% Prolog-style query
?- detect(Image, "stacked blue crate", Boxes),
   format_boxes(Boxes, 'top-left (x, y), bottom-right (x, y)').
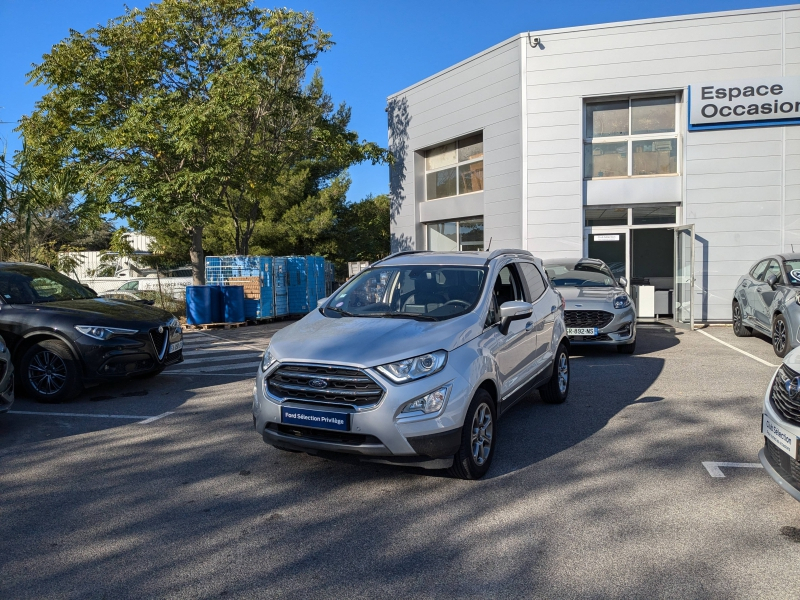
top-left (287, 256), bottom-right (309, 314)
top-left (205, 256), bottom-right (275, 320)
top-left (312, 256), bottom-right (326, 303)
top-left (272, 257), bottom-right (289, 316)
top-left (305, 256), bottom-right (318, 308)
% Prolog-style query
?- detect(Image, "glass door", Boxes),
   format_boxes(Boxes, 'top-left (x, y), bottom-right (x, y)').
top-left (674, 225), bottom-right (695, 329)
top-left (587, 230), bottom-right (628, 286)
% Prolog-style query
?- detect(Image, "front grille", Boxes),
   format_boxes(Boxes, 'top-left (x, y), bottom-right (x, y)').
top-left (150, 328), bottom-right (169, 361)
top-left (571, 334), bottom-right (612, 342)
top-left (267, 423), bottom-right (381, 446)
top-left (771, 365), bottom-right (800, 427)
top-left (765, 438), bottom-right (800, 488)
top-left (565, 310), bottom-right (614, 329)
top-left (267, 364), bottom-right (384, 407)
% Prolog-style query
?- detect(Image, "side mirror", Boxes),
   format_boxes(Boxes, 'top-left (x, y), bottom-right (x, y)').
top-left (618, 277), bottom-right (628, 287)
top-left (765, 273), bottom-right (778, 289)
top-left (499, 301), bottom-right (533, 335)
top-left (316, 296), bottom-right (330, 309)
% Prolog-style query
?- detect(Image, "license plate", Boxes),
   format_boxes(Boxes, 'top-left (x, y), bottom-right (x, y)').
top-left (169, 340), bottom-right (183, 353)
top-left (567, 328), bottom-right (598, 336)
top-left (763, 414), bottom-right (798, 459)
top-left (281, 406), bottom-right (350, 432)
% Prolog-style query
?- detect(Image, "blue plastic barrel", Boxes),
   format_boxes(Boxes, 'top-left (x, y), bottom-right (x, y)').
top-left (221, 285), bottom-right (245, 323)
top-left (186, 285), bottom-right (222, 325)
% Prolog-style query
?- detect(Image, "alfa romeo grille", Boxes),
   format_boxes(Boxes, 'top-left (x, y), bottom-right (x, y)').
top-left (565, 310), bottom-right (614, 329)
top-left (771, 365), bottom-right (800, 426)
top-left (150, 328), bottom-right (169, 361)
top-left (267, 364), bottom-right (384, 407)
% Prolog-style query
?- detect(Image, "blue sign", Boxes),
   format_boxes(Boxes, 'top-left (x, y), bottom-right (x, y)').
top-left (281, 406), bottom-right (350, 431)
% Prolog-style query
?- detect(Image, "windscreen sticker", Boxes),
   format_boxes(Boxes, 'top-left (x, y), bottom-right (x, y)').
top-left (790, 269), bottom-right (800, 283)
top-left (336, 302), bottom-right (344, 307)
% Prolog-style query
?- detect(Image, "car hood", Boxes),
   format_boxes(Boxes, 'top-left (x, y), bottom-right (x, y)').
top-left (556, 286), bottom-right (625, 309)
top-left (9, 298), bottom-right (175, 327)
top-left (268, 309), bottom-right (484, 368)
top-left (784, 347), bottom-right (800, 372)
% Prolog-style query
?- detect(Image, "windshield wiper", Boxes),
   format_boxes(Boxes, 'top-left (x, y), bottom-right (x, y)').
top-left (324, 306), bottom-right (356, 317)
top-left (367, 312), bottom-right (438, 321)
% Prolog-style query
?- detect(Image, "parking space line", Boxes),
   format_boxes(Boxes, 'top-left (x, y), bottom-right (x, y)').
top-left (171, 360), bottom-right (262, 374)
top-left (193, 331), bottom-right (268, 353)
top-left (180, 352), bottom-right (261, 366)
top-left (9, 410), bottom-right (152, 420)
top-left (696, 329), bottom-right (780, 368)
top-left (702, 461), bottom-right (764, 477)
top-left (138, 411), bottom-right (174, 424)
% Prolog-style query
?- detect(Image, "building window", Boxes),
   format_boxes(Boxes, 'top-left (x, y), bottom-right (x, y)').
top-left (427, 218), bottom-right (484, 251)
top-left (584, 96), bottom-right (679, 179)
top-left (584, 205), bottom-right (678, 227)
top-left (425, 133), bottom-right (483, 200)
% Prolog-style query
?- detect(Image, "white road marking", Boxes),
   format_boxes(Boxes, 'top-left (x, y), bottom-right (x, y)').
top-left (587, 364), bottom-right (633, 368)
top-left (176, 360), bottom-right (262, 374)
top-left (160, 372), bottom-right (256, 377)
top-left (10, 410), bottom-right (152, 420)
top-left (179, 352), bottom-right (261, 366)
top-left (193, 331), bottom-right (268, 353)
top-left (138, 411), bottom-right (174, 424)
top-left (702, 461), bottom-right (764, 477)
top-left (696, 329), bottom-right (780, 368)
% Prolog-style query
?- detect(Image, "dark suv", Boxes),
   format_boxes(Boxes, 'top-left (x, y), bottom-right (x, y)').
top-left (0, 263), bottom-right (183, 402)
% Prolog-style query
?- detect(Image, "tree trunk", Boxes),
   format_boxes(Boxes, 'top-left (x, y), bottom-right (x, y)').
top-left (189, 225), bottom-right (205, 285)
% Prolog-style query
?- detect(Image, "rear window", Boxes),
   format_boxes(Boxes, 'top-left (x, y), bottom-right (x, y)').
top-left (545, 262), bottom-right (616, 288)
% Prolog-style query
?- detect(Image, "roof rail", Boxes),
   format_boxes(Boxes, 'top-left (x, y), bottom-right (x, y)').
top-left (371, 250), bottom-right (426, 266)
top-left (484, 249), bottom-right (533, 265)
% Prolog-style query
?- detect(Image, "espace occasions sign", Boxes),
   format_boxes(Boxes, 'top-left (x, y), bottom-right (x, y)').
top-left (689, 76), bottom-right (800, 130)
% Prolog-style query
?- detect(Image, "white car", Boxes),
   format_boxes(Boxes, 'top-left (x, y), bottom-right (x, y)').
top-left (760, 347), bottom-right (800, 502)
top-left (100, 277), bottom-right (192, 300)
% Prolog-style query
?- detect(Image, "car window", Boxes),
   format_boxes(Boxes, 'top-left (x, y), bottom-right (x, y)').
top-left (784, 260), bottom-right (800, 286)
top-left (120, 280), bottom-right (139, 290)
top-left (764, 260), bottom-right (783, 284)
top-left (0, 266), bottom-right (96, 304)
top-left (485, 265), bottom-right (525, 326)
top-left (519, 262), bottom-right (547, 302)
top-left (330, 266), bottom-right (487, 320)
top-left (750, 260), bottom-right (770, 281)
top-left (545, 261), bottom-right (617, 288)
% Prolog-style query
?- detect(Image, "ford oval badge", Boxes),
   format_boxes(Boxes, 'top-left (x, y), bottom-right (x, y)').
top-left (309, 378), bottom-right (328, 389)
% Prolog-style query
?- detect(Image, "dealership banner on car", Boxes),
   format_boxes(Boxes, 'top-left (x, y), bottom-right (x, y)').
top-left (689, 76), bottom-right (800, 130)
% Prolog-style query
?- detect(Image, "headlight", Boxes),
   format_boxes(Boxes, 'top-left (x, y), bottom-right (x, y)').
top-left (376, 350), bottom-right (447, 383)
top-left (613, 295), bottom-right (631, 309)
top-left (261, 347), bottom-right (276, 372)
top-left (400, 385), bottom-right (452, 416)
top-left (75, 325), bottom-right (138, 340)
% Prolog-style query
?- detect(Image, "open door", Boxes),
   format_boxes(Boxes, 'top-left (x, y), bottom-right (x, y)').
top-left (674, 225), bottom-right (695, 329)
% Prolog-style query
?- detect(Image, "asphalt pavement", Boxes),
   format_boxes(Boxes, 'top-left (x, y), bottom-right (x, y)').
top-left (1, 321), bottom-right (799, 598)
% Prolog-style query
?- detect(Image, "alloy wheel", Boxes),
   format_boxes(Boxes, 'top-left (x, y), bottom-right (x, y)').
top-left (28, 350), bottom-right (68, 396)
top-left (557, 352), bottom-right (569, 394)
top-left (774, 319), bottom-right (787, 354)
top-left (471, 402), bottom-right (493, 466)
top-left (733, 305), bottom-right (743, 333)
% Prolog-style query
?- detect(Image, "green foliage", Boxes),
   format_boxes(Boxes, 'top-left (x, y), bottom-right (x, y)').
top-left (20, 0), bottom-right (389, 278)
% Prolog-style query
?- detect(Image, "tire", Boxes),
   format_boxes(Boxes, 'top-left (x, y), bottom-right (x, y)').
top-left (539, 344), bottom-right (569, 404)
top-left (732, 300), bottom-right (752, 337)
top-left (20, 339), bottom-right (82, 403)
top-left (448, 389), bottom-right (496, 480)
top-left (773, 314), bottom-right (792, 358)
top-left (617, 340), bottom-right (636, 354)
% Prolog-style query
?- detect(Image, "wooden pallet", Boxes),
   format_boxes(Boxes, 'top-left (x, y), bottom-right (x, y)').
top-left (184, 322), bottom-right (246, 331)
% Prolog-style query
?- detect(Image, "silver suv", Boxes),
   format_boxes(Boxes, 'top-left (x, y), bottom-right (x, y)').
top-left (253, 250), bottom-right (570, 479)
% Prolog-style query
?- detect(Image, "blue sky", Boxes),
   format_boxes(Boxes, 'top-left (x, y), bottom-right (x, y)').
top-left (0, 0), bottom-right (784, 204)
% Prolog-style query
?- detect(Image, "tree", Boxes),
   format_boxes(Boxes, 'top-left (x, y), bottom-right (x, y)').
top-left (20, 0), bottom-right (388, 284)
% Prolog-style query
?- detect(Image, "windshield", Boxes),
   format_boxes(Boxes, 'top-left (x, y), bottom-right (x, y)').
top-left (327, 266), bottom-right (487, 320)
top-left (0, 265), bottom-right (97, 304)
top-left (785, 261), bottom-right (800, 286)
top-left (544, 262), bottom-right (617, 288)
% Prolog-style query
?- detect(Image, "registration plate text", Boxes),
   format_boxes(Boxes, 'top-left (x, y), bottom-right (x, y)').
top-left (169, 340), bottom-right (183, 354)
top-left (567, 328), bottom-right (598, 336)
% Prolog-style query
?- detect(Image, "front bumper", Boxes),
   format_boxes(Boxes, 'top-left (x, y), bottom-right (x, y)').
top-left (760, 369), bottom-right (800, 502)
top-left (567, 306), bottom-right (636, 345)
top-left (75, 325), bottom-right (183, 382)
top-left (253, 359), bottom-right (472, 466)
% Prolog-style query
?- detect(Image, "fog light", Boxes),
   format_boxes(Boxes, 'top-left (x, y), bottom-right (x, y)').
top-left (401, 386), bottom-right (451, 415)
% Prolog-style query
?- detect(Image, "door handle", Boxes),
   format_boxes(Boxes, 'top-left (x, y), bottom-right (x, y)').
top-left (550, 306), bottom-right (557, 313)
top-left (525, 321), bottom-right (533, 331)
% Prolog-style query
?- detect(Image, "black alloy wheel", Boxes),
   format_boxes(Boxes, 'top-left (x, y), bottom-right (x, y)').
top-left (732, 300), bottom-right (752, 337)
top-left (773, 314), bottom-right (791, 358)
top-left (20, 339), bottom-right (81, 403)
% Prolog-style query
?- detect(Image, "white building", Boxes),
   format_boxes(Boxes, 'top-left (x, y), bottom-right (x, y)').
top-left (388, 4), bottom-right (800, 323)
